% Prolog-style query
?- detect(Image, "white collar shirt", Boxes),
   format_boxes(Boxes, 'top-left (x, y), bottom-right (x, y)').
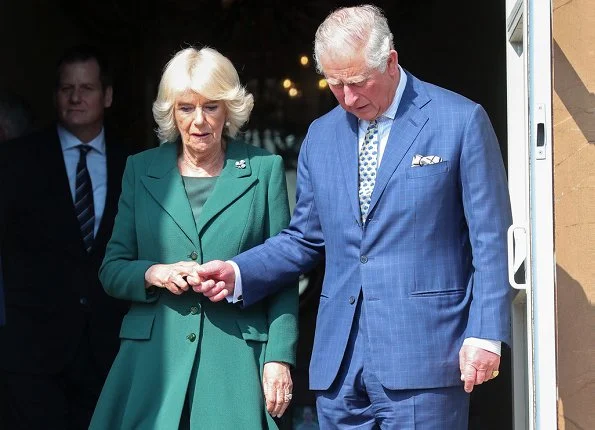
top-left (358, 66), bottom-right (408, 167)
top-left (57, 125), bottom-right (107, 236)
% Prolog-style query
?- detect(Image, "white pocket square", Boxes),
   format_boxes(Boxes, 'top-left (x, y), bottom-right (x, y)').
top-left (412, 154), bottom-right (442, 167)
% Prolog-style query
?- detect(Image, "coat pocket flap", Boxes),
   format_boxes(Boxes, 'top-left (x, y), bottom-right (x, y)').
top-left (236, 320), bottom-right (269, 342)
top-left (406, 161), bottom-right (449, 178)
top-left (119, 314), bottom-right (155, 340)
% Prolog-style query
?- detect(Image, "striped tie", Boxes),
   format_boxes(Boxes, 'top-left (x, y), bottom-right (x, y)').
top-left (74, 145), bottom-right (95, 253)
top-left (358, 120), bottom-right (379, 223)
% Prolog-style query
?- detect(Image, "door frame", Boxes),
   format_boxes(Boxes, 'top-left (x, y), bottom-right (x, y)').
top-left (505, 0), bottom-right (558, 428)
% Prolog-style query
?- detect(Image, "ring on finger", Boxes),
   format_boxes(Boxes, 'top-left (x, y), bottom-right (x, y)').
top-left (284, 393), bottom-right (292, 403)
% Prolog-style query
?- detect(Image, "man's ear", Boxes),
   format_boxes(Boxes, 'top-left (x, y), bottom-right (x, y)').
top-left (387, 50), bottom-right (399, 76)
top-left (104, 86), bottom-right (113, 108)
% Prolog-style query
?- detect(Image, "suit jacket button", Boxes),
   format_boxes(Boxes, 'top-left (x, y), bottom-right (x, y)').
top-left (190, 251), bottom-right (198, 260)
top-left (187, 333), bottom-right (197, 342)
top-left (79, 297), bottom-right (88, 306)
top-left (190, 306), bottom-right (199, 315)
top-left (349, 296), bottom-right (356, 304)
top-left (360, 255), bottom-right (368, 263)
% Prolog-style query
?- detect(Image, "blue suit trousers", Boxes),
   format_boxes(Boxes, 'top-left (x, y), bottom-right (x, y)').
top-left (315, 292), bottom-right (470, 429)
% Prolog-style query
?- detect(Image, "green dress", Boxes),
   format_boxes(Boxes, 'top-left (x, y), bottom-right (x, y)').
top-left (181, 175), bottom-right (218, 222)
top-left (89, 140), bottom-right (298, 430)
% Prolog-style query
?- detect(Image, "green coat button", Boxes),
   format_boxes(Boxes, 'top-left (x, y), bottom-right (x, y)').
top-left (190, 306), bottom-right (199, 315)
top-left (187, 333), bottom-right (197, 342)
top-left (190, 251), bottom-right (198, 260)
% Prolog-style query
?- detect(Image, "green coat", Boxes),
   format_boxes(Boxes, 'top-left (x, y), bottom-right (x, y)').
top-left (90, 140), bottom-right (298, 430)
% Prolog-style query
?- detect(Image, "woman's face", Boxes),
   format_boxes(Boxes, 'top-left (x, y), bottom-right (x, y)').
top-left (174, 91), bottom-right (227, 154)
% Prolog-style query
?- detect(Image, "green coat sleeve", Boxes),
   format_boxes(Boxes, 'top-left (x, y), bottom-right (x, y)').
top-left (263, 155), bottom-right (299, 366)
top-left (99, 156), bottom-right (159, 303)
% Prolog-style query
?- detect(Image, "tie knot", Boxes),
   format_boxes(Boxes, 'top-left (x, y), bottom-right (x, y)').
top-left (78, 144), bottom-right (92, 155)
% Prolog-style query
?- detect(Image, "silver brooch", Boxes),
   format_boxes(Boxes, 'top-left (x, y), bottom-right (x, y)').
top-left (235, 160), bottom-right (246, 169)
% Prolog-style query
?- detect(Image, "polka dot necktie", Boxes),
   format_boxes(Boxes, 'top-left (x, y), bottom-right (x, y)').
top-left (358, 119), bottom-right (379, 223)
top-left (74, 145), bottom-right (95, 253)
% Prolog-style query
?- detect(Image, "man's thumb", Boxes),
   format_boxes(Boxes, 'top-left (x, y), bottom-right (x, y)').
top-left (197, 260), bottom-right (223, 274)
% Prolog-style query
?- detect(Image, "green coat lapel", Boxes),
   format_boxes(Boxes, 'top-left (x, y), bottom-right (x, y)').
top-left (140, 143), bottom-right (199, 247)
top-left (139, 140), bottom-right (258, 246)
top-left (196, 141), bottom-right (257, 234)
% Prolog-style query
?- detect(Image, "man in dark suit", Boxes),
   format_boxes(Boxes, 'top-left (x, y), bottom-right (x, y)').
top-left (195, 5), bottom-right (513, 429)
top-left (0, 45), bottom-right (129, 429)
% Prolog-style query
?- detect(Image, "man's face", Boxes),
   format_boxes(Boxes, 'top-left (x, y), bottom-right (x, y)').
top-left (322, 50), bottom-right (399, 121)
top-left (56, 59), bottom-right (112, 138)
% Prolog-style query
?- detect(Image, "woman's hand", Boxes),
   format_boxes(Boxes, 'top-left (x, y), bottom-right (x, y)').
top-left (144, 261), bottom-right (201, 295)
top-left (262, 361), bottom-right (293, 418)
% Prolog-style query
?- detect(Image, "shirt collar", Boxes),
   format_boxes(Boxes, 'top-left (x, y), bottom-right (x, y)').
top-left (57, 124), bottom-right (106, 155)
top-left (382, 65), bottom-right (407, 121)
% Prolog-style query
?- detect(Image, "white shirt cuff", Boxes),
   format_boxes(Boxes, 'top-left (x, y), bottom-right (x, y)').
top-left (225, 260), bottom-right (243, 303)
top-left (463, 337), bottom-right (501, 356)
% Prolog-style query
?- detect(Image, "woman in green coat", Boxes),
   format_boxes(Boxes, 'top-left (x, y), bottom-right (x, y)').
top-left (90, 47), bottom-right (298, 429)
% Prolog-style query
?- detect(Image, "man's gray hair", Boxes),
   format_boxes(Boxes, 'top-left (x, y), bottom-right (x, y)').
top-left (0, 90), bottom-right (33, 142)
top-left (314, 5), bottom-right (394, 74)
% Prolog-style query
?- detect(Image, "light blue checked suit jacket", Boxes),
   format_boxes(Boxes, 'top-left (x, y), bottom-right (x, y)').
top-left (234, 70), bottom-right (513, 391)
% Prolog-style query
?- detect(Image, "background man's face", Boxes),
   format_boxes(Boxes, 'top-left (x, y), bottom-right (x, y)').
top-left (56, 59), bottom-right (112, 136)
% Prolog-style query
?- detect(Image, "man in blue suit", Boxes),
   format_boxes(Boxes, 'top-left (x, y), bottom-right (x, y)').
top-left (195, 5), bottom-right (512, 428)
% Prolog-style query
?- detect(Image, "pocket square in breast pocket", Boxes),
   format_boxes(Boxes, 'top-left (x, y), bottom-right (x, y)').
top-left (412, 154), bottom-right (443, 167)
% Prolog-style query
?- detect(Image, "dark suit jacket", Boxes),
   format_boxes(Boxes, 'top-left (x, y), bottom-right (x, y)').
top-left (0, 126), bottom-right (130, 376)
top-left (0, 262), bottom-right (4, 326)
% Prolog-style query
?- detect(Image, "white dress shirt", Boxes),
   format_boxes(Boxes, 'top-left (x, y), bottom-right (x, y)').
top-left (57, 125), bottom-right (107, 236)
top-left (358, 66), bottom-right (407, 167)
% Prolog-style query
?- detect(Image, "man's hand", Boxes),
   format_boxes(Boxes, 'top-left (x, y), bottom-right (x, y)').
top-left (188, 260), bottom-right (236, 302)
top-left (459, 345), bottom-right (501, 393)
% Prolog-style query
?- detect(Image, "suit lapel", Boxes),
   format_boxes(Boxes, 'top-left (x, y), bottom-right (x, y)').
top-left (336, 113), bottom-right (362, 224)
top-left (141, 143), bottom-right (199, 247)
top-left (195, 141), bottom-right (256, 234)
top-left (368, 72), bottom-right (430, 216)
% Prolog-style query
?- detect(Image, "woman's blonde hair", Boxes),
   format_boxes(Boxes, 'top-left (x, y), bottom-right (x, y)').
top-left (152, 47), bottom-right (254, 143)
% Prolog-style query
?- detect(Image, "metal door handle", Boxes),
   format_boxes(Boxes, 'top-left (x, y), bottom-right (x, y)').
top-left (507, 224), bottom-right (527, 289)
